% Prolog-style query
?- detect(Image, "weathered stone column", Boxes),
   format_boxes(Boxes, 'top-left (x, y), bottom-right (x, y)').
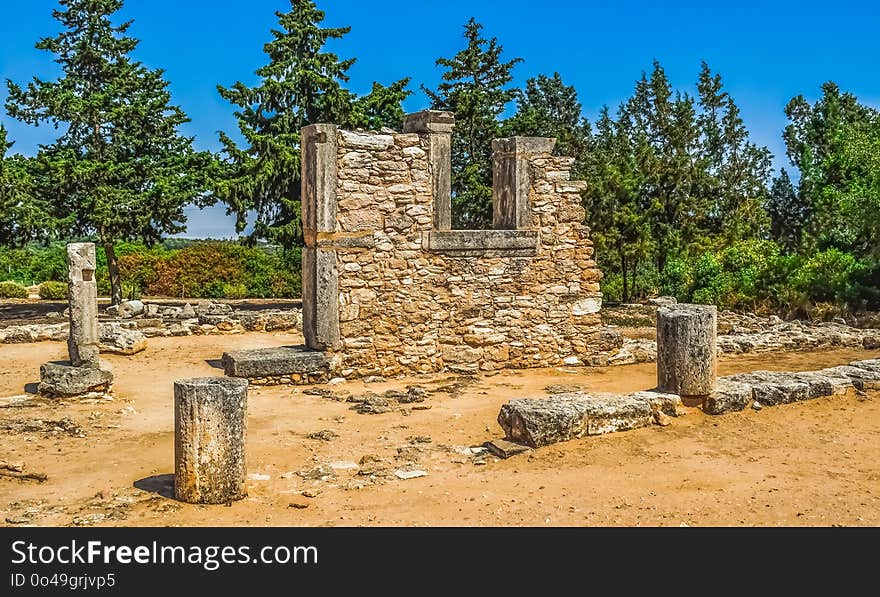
top-left (174, 377), bottom-right (248, 504)
top-left (492, 137), bottom-right (556, 230)
top-left (656, 304), bottom-right (717, 401)
top-left (403, 110), bottom-right (455, 230)
top-left (301, 123), bottom-right (340, 351)
top-left (66, 242), bottom-right (100, 367)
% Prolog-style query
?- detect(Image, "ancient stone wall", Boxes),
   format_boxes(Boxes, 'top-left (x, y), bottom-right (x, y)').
top-left (301, 111), bottom-right (612, 378)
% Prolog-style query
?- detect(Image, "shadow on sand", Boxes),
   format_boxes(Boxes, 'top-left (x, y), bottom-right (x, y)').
top-left (133, 474), bottom-right (175, 499)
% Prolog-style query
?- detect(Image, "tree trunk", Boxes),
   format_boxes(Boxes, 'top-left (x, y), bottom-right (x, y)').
top-left (104, 242), bottom-right (122, 306)
top-left (621, 254), bottom-right (629, 303)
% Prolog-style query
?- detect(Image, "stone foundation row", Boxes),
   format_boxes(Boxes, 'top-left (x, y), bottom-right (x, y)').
top-left (705, 359), bottom-right (880, 414)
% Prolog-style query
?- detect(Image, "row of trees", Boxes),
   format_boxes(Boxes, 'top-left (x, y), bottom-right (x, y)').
top-left (2, 0), bottom-right (879, 313)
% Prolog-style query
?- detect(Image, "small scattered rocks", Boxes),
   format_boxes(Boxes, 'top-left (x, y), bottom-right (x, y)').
top-left (352, 396), bottom-right (391, 415)
top-left (296, 465), bottom-right (335, 481)
top-left (0, 417), bottom-right (85, 437)
top-left (394, 469), bottom-right (428, 480)
top-left (329, 461), bottom-right (359, 471)
top-left (544, 384), bottom-right (585, 394)
top-left (483, 439), bottom-right (531, 459)
top-left (307, 429), bottom-right (338, 441)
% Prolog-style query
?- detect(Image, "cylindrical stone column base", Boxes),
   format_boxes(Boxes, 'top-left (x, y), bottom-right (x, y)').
top-left (657, 304), bottom-right (717, 401)
top-left (174, 377), bottom-right (248, 504)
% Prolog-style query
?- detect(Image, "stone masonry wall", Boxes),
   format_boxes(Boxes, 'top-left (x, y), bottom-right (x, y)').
top-left (302, 111), bottom-right (613, 378)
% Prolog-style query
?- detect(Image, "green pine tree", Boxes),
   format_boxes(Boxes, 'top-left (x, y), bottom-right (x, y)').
top-left (784, 82), bottom-right (880, 255)
top-left (766, 168), bottom-right (807, 252)
top-left (504, 72), bottom-right (591, 163)
top-left (695, 62), bottom-right (771, 244)
top-left (5, 0), bottom-right (215, 304)
top-left (0, 126), bottom-right (54, 246)
top-left (216, 0), bottom-right (410, 247)
top-left (425, 18), bottom-right (522, 229)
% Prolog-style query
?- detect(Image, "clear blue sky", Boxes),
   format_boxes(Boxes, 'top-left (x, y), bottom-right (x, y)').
top-left (2, 0), bottom-right (879, 238)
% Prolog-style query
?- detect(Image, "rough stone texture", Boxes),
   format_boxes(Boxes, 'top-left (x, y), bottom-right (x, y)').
top-left (38, 362), bottom-right (113, 397)
top-left (66, 243), bottom-right (100, 367)
top-left (703, 379), bottom-right (754, 415)
top-left (98, 324), bottom-right (147, 355)
top-left (723, 371), bottom-right (811, 406)
top-left (0, 304), bottom-right (302, 346)
top-left (656, 304), bottom-right (717, 397)
top-left (601, 306), bottom-right (880, 366)
top-left (221, 346), bottom-right (328, 379)
top-left (174, 377), bottom-right (248, 504)
top-left (301, 123), bottom-right (341, 351)
top-left (300, 116), bottom-right (607, 379)
top-left (819, 365), bottom-right (880, 391)
top-left (117, 300), bottom-right (145, 318)
top-left (497, 391), bottom-right (680, 448)
top-left (403, 110), bottom-right (453, 231)
top-left (492, 137), bottom-right (555, 230)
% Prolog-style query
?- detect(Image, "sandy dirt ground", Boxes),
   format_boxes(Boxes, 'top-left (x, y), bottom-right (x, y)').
top-left (1, 332), bottom-right (878, 527)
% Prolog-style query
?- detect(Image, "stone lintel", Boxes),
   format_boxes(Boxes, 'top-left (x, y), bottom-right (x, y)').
top-left (402, 110), bottom-right (455, 134)
top-left (424, 230), bottom-right (538, 257)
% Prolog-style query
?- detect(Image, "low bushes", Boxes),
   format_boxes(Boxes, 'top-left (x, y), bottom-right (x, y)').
top-left (0, 240), bottom-right (302, 300)
top-left (0, 281), bottom-right (28, 298)
top-left (38, 281), bottom-right (68, 299)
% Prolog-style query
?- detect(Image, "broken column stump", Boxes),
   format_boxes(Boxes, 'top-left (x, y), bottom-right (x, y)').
top-left (174, 377), bottom-right (248, 504)
top-left (656, 304), bottom-right (717, 403)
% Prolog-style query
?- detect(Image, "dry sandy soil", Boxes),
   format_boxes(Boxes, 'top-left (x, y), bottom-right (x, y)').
top-left (1, 331), bottom-right (878, 527)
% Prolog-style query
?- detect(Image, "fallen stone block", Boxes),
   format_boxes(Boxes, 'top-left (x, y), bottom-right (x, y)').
top-left (38, 362), bottom-right (113, 397)
top-left (221, 346), bottom-right (328, 379)
top-left (723, 371), bottom-right (811, 406)
top-left (497, 391), bottom-right (677, 448)
top-left (98, 324), bottom-right (147, 355)
top-left (117, 300), bottom-right (144, 319)
top-left (703, 379), bottom-right (754, 414)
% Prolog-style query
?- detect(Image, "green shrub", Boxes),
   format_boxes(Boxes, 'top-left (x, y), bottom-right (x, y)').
top-left (0, 281), bottom-right (29, 299)
top-left (223, 283), bottom-right (249, 299)
top-left (38, 281), bottom-right (68, 300)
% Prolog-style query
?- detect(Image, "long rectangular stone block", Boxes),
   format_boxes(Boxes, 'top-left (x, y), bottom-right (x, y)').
top-left (723, 371), bottom-right (811, 406)
top-left (222, 346), bottom-right (328, 379)
top-left (497, 391), bottom-right (680, 448)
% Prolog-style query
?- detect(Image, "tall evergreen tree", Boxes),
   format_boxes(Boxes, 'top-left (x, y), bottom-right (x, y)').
top-left (504, 72), bottom-right (591, 163)
top-left (0, 127), bottom-right (54, 246)
top-left (624, 61), bottom-right (702, 271)
top-left (582, 107), bottom-right (652, 301)
top-left (783, 82), bottom-right (879, 253)
top-left (424, 18), bottom-right (522, 229)
top-left (217, 0), bottom-right (410, 247)
top-left (5, 0), bottom-right (214, 304)
top-left (695, 62), bottom-right (772, 243)
top-left (766, 168), bottom-right (806, 252)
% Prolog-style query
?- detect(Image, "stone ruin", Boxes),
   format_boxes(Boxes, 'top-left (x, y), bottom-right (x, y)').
top-left (497, 303), bottom-right (880, 449)
top-left (223, 110), bottom-right (614, 383)
top-left (38, 243), bottom-right (114, 398)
